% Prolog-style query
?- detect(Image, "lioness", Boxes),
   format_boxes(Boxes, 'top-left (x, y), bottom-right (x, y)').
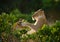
top-left (12, 9), bottom-right (48, 34)
top-left (11, 9), bottom-right (48, 42)
top-left (26, 9), bottom-right (48, 34)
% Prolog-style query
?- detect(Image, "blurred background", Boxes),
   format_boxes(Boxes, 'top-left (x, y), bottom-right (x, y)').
top-left (0, 0), bottom-right (60, 21)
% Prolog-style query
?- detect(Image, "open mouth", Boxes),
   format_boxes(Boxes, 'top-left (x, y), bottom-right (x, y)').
top-left (32, 17), bottom-right (35, 21)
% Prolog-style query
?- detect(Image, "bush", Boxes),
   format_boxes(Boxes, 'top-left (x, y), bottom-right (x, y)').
top-left (0, 9), bottom-right (33, 42)
top-left (13, 21), bottom-right (60, 42)
top-left (0, 9), bottom-right (60, 42)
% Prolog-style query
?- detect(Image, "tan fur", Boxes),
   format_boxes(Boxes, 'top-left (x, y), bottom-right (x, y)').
top-left (12, 19), bottom-right (26, 31)
top-left (26, 9), bottom-right (48, 34)
top-left (24, 9), bottom-right (48, 42)
top-left (11, 9), bottom-right (48, 42)
top-left (12, 21), bottom-right (23, 30)
top-left (12, 9), bottom-right (48, 34)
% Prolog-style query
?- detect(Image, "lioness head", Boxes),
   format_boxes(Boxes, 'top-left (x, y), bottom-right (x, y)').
top-left (32, 9), bottom-right (45, 20)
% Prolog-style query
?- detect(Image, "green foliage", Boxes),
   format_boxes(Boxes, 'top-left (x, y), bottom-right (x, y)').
top-left (0, 13), bottom-right (12, 34)
top-left (0, 9), bottom-right (60, 42)
top-left (0, 9), bottom-right (31, 33)
top-left (13, 21), bottom-right (60, 42)
top-left (10, 9), bottom-right (34, 23)
top-left (37, 22), bottom-right (60, 42)
top-left (0, 9), bottom-right (33, 42)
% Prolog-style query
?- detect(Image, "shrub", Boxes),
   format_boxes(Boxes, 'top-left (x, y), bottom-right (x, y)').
top-left (0, 9), bottom-right (60, 42)
top-left (0, 9), bottom-right (33, 42)
top-left (12, 21), bottom-right (60, 42)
